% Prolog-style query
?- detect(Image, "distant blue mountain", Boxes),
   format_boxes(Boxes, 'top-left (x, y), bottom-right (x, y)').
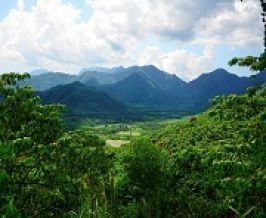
top-left (30, 69), bottom-right (49, 76)
top-left (22, 72), bottom-right (77, 90)
top-left (186, 68), bottom-right (266, 110)
top-left (25, 65), bottom-right (266, 115)
top-left (79, 66), bottom-right (125, 75)
top-left (100, 65), bottom-right (186, 107)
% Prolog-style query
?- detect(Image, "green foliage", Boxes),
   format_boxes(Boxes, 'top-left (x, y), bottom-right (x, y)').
top-left (0, 73), bottom-right (112, 217)
top-left (0, 73), bottom-right (63, 143)
top-left (228, 53), bottom-right (266, 72)
top-left (1, 72), bottom-right (265, 217)
top-left (112, 139), bottom-right (173, 218)
top-left (154, 85), bottom-right (266, 217)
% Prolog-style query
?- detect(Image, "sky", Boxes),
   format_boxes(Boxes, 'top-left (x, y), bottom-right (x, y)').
top-left (0, 0), bottom-right (263, 81)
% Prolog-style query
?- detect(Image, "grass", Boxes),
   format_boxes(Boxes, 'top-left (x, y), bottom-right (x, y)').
top-left (106, 140), bottom-right (130, 147)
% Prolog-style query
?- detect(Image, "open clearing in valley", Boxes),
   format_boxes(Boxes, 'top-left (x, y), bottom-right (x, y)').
top-left (106, 140), bottom-right (130, 148)
top-left (117, 131), bottom-right (141, 136)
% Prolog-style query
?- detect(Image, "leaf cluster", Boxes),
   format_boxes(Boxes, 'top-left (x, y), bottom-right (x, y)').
top-left (0, 73), bottom-right (112, 217)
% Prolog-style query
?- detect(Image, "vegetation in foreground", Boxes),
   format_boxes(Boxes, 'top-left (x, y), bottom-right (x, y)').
top-left (0, 72), bottom-right (265, 217)
top-left (0, 74), bottom-right (266, 217)
top-left (1, 2), bottom-right (265, 217)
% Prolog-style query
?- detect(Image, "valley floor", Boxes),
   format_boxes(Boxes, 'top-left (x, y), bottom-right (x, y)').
top-left (78, 117), bottom-right (186, 147)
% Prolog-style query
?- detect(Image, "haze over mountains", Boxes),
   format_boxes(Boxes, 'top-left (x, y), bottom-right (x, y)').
top-left (24, 65), bottom-right (266, 117)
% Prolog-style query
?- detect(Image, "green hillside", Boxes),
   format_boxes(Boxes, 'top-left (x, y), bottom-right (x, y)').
top-left (1, 73), bottom-right (265, 217)
top-left (150, 85), bottom-right (266, 217)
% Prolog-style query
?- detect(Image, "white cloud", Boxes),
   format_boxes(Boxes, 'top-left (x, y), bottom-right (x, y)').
top-left (198, 0), bottom-right (263, 48)
top-left (138, 45), bottom-right (215, 81)
top-left (88, 0), bottom-right (232, 41)
top-left (17, 0), bottom-right (25, 11)
top-left (0, 0), bottom-right (263, 79)
top-left (0, 45), bottom-right (27, 73)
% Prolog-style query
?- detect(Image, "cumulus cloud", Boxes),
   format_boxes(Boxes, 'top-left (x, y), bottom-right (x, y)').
top-left (0, 0), bottom-right (104, 72)
top-left (198, 0), bottom-right (263, 48)
top-left (0, 46), bottom-right (27, 73)
top-left (138, 45), bottom-right (215, 81)
top-left (0, 0), bottom-right (263, 78)
top-left (89, 0), bottom-right (232, 41)
top-left (16, 0), bottom-right (25, 11)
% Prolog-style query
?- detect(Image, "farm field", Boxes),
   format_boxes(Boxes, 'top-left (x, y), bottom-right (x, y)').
top-left (78, 118), bottom-right (184, 147)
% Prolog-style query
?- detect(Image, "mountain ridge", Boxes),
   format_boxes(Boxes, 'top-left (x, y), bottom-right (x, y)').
top-left (26, 66), bottom-right (266, 116)
top-left (38, 81), bottom-right (127, 115)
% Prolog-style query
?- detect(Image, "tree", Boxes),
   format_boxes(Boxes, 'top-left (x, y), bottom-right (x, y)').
top-left (0, 73), bottom-right (112, 217)
top-left (0, 73), bottom-right (63, 143)
top-left (115, 139), bottom-right (172, 218)
top-left (228, 0), bottom-right (266, 72)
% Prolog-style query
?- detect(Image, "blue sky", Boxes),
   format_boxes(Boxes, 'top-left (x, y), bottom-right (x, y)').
top-left (0, 0), bottom-right (92, 21)
top-left (0, 0), bottom-right (263, 80)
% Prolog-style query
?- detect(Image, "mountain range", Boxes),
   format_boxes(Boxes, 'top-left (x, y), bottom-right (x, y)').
top-left (26, 65), bottom-right (266, 117)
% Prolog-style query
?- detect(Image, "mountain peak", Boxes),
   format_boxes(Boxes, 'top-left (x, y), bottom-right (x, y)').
top-left (195, 68), bottom-right (237, 81)
top-left (207, 68), bottom-right (230, 75)
top-left (141, 65), bottom-right (159, 70)
top-left (30, 69), bottom-right (49, 76)
top-left (214, 68), bottom-right (234, 75)
top-left (79, 66), bottom-right (125, 74)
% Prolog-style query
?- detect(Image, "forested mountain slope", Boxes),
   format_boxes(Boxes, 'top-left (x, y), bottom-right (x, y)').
top-left (21, 66), bottom-right (266, 113)
top-left (186, 69), bottom-right (266, 109)
top-left (38, 81), bottom-right (127, 115)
